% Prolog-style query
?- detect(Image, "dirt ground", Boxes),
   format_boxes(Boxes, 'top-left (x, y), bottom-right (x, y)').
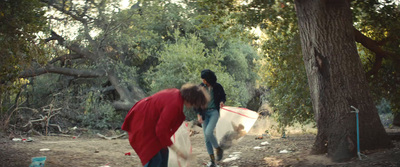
top-left (1, 117), bottom-right (400, 167)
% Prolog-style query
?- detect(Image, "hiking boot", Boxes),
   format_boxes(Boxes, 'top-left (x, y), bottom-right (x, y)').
top-left (216, 147), bottom-right (223, 161)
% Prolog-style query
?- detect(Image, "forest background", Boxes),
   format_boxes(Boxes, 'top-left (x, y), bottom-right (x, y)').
top-left (0, 0), bottom-right (399, 162)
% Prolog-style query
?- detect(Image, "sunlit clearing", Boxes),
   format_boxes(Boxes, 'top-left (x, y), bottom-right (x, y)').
top-left (249, 117), bottom-right (317, 137)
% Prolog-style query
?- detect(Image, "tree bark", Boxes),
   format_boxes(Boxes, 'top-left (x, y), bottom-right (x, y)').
top-left (19, 65), bottom-right (106, 78)
top-left (294, 0), bottom-right (392, 162)
top-left (393, 113), bottom-right (400, 126)
top-left (353, 27), bottom-right (400, 78)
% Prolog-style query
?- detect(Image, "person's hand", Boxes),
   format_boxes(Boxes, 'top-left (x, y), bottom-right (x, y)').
top-left (220, 102), bottom-right (225, 108)
top-left (197, 114), bottom-right (203, 124)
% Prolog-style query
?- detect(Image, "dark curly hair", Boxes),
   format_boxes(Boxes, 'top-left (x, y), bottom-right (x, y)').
top-left (201, 69), bottom-right (217, 86)
top-left (180, 83), bottom-right (210, 109)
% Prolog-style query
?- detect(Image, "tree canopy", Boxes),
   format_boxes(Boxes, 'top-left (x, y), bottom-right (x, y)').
top-left (0, 0), bottom-right (47, 92)
top-left (0, 0), bottom-right (399, 140)
top-left (0, 0), bottom-right (259, 131)
top-left (235, 0), bottom-right (400, 127)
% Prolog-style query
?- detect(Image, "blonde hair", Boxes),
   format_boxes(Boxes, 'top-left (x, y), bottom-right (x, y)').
top-left (180, 83), bottom-right (210, 108)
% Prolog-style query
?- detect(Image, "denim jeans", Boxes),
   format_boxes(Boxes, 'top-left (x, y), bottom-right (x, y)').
top-left (202, 109), bottom-right (220, 155)
top-left (144, 147), bottom-right (169, 167)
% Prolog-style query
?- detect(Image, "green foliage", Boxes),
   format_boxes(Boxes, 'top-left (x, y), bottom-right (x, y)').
top-left (0, 78), bottom-right (30, 122)
top-left (0, 0), bottom-right (47, 92)
top-left (376, 98), bottom-right (392, 115)
top-left (222, 39), bottom-right (259, 82)
top-left (190, 0), bottom-right (236, 30)
top-left (0, 0), bottom-right (48, 127)
top-left (220, 39), bottom-right (260, 107)
top-left (146, 32), bottom-right (224, 91)
top-left (239, 1), bottom-right (314, 127)
top-left (234, 0), bottom-right (399, 128)
top-left (105, 2), bottom-right (165, 64)
top-left (103, 0), bottom-right (205, 90)
top-left (82, 95), bottom-right (123, 129)
top-left (379, 113), bottom-right (394, 127)
top-left (114, 62), bottom-right (140, 88)
top-left (186, 0), bottom-right (254, 47)
top-left (261, 45), bottom-right (314, 127)
top-left (146, 31), bottom-right (258, 108)
top-left (29, 74), bottom-right (59, 107)
top-left (4, 0), bottom-right (398, 133)
top-left (352, 0), bottom-right (400, 114)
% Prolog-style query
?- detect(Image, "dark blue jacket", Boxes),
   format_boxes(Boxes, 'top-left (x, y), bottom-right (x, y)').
top-left (197, 82), bottom-right (226, 119)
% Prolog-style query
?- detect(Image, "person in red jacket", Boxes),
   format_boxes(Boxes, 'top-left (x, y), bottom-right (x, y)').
top-left (121, 83), bottom-right (210, 167)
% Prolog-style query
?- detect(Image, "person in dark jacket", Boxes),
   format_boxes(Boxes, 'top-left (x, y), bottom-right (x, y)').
top-left (121, 83), bottom-right (209, 167)
top-left (197, 69), bottom-right (226, 167)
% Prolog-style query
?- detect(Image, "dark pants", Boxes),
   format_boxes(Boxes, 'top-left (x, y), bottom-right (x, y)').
top-left (144, 147), bottom-right (169, 167)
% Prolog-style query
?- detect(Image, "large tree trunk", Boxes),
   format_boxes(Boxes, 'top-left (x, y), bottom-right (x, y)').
top-left (294, 0), bottom-right (392, 162)
top-left (393, 113), bottom-right (400, 126)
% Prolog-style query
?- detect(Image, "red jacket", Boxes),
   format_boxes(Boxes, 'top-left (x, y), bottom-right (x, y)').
top-left (121, 88), bottom-right (186, 165)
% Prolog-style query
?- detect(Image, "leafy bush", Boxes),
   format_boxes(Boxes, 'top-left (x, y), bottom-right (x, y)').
top-left (81, 92), bottom-right (123, 129)
top-left (376, 98), bottom-right (392, 114)
top-left (379, 113), bottom-right (394, 127)
top-left (146, 31), bottom-right (258, 107)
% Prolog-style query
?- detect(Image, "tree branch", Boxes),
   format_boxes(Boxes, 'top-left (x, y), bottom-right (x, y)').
top-left (48, 54), bottom-right (83, 64)
top-left (353, 27), bottom-right (391, 58)
top-left (19, 65), bottom-right (106, 78)
top-left (41, 0), bottom-right (88, 24)
top-left (45, 31), bottom-right (96, 61)
top-left (107, 71), bottom-right (132, 102)
top-left (353, 27), bottom-right (400, 77)
top-left (45, 30), bottom-right (65, 45)
top-left (112, 100), bottom-right (134, 111)
top-left (42, 0), bottom-right (97, 44)
top-left (106, 70), bottom-right (146, 110)
top-left (366, 55), bottom-right (383, 78)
